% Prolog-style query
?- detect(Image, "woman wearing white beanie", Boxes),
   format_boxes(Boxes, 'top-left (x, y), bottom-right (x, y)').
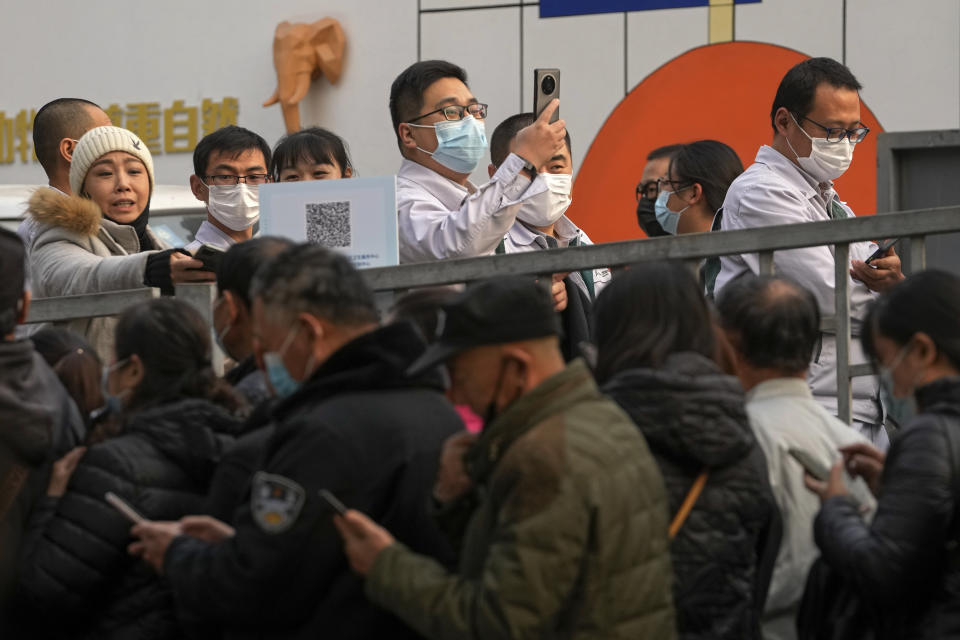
top-left (25, 125), bottom-right (213, 358)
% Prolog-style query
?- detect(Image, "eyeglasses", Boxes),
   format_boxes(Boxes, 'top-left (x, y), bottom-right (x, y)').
top-left (408, 103), bottom-right (489, 123)
top-left (204, 174), bottom-right (270, 186)
top-left (657, 177), bottom-right (692, 194)
top-left (797, 115), bottom-right (870, 143)
top-left (636, 180), bottom-right (660, 201)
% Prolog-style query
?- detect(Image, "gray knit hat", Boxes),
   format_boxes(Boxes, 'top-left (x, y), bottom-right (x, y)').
top-left (69, 126), bottom-right (155, 196)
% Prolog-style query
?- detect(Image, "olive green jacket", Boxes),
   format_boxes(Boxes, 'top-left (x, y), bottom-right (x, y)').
top-left (366, 360), bottom-right (677, 639)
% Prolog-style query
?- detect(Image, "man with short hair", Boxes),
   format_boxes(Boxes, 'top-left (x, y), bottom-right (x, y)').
top-left (716, 274), bottom-right (875, 640)
top-left (213, 236), bottom-right (295, 407)
top-left (488, 113), bottom-right (610, 360)
top-left (130, 244), bottom-right (462, 639)
top-left (18, 98), bottom-right (112, 245)
top-left (635, 144), bottom-right (683, 237)
top-left (714, 57), bottom-right (903, 448)
top-left (0, 228), bottom-right (84, 623)
top-left (390, 60), bottom-right (567, 263)
top-left (334, 277), bottom-right (678, 639)
top-left (186, 126), bottom-right (272, 253)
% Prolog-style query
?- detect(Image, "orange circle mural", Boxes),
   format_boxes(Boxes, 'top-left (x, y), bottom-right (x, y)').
top-left (568, 41), bottom-right (884, 244)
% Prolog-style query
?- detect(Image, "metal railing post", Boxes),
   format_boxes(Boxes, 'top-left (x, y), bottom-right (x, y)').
top-left (758, 250), bottom-right (775, 276)
top-left (174, 283), bottom-right (224, 375)
top-left (834, 244), bottom-right (852, 425)
top-left (909, 235), bottom-right (927, 274)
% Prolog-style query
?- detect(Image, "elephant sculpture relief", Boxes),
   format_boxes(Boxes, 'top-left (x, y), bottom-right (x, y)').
top-left (263, 18), bottom-right (347, 133)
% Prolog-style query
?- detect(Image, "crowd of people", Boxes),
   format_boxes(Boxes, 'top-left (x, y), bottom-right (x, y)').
top-left (0, 53), bottom-right (957, 640)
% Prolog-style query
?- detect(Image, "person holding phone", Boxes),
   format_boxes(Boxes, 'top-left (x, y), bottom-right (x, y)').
top-left (713, 58), bottom-right (904, 449)
top-left (804, 271), bottom-right (960, 640)
top-left (389, 60), bottom-right (567, 263)
top-left (23, 126), bottom-right (214, 359)
top-left (16, 298), bottom-right (244, 640)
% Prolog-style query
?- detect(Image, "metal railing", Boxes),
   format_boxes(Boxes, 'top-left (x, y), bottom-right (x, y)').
top-left (25, 205), bottom-right (960, 424)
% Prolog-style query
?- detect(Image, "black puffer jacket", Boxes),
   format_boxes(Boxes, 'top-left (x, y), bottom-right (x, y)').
top-left (0, 339), bottom-right (84, 623)
top-left (17, 397), bottom-right (241, 639)
top-left (815, 377), bottom-right (960, 640)
top-left (603, 352), bottom-right (778, 640)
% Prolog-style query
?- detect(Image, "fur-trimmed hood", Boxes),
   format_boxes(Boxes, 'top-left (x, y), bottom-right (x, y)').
top-left (26, 188), bottom-right (102, 237)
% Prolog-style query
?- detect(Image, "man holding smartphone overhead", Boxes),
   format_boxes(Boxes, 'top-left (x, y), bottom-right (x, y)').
top-left (714, 57), bottom-right (904, 449)
top-left (390, 60), bottom-right (567, 263)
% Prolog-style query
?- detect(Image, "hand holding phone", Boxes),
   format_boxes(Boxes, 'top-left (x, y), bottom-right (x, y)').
top-left (788, 448), bottom-right (830, 482)
top-left (865, 238), bottom-right (898, 265)
top-left (318, 489), bottom-right (348, 516)
top-left (533, 68), bottom-right (560, 124)
top-left (105, 491), bottom-right (146, 524)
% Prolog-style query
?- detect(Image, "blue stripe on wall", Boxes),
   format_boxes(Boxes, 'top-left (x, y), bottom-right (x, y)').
top-left (540, 0), bottom-right (759, 18)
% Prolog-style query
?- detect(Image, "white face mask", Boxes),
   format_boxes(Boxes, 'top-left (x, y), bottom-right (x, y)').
top-left (516, 173), bottom-right (572, 227)
top-left (206, 183), bottom-right (260, 231)
top-left (787, 113), bottom-right (855, 183)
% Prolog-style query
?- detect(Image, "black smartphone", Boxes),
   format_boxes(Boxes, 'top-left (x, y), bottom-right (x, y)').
top-left (865, 238), bottom-right (898, 265)
top-left (788, 448), bottom-right (830, 482)
top-left (533, 68), bottom-right (560, 123)
top-left (318, 489), bottom-right (347, 516)
top-left (193, 243), bottom-right (225, 273)
top-left (105, 491), bottom-right (146, 524)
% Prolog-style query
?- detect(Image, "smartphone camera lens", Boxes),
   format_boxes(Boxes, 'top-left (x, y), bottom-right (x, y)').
top-left (540, 75), bottom-right (556, 95)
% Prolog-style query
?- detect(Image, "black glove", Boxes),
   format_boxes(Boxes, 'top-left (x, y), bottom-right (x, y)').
top-left (143, 248), bottom-right (190, 295)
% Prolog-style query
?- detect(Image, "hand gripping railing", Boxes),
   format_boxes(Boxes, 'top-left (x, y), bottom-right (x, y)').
top-left (25, 205), bottom-right (960, 423)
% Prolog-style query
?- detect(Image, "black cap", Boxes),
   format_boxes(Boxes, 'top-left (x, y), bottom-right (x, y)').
top-left (407, 276), bottom-right (561, 376)
top-left (0, 227), bottom-right (26, 334)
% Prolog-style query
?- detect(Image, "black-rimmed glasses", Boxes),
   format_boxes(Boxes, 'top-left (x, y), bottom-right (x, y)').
top-left (409, 103), bottom-right (488, 123)
top-left (797, 115), bottom-right (870, 143)
top-left (204, 174), bottom-right (271, 186)
top-left (636, 180), bottom-right (659, 201)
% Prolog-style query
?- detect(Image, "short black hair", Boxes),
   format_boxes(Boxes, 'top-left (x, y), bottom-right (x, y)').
top-left (770, 57), bottom-right (862, 135)
top-left (217, 237), bottom-right (296, 308)
top-left (389, 60), bottom-right (468, 150)
top-left (646, 144), bottom-right (684, 162)
top-left (33, 98), bottom-right (101, 175)
top-left (0, 227), bottom-right (26, 335)
top-left (593, 262), bottom-right (715, 384)
top-left (193, 125), bottom-right (272, 177)
top-left (716, 275), bottom-right (821, 374)
top-left (270, 127), bottom-right (353, 180)
top-left (668, 140), bottom-right (744, 215)
top-left (250, 244), bottom-right (378, 327)
top-left (489, 112), bottom-right (572, 168)
top-left (862, 270), bottom-right (960, 371)
top-left (387, 286), bottom-right (461, 343)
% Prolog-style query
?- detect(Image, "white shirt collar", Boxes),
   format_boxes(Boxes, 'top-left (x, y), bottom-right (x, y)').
top-left (398, 158), bottom-right (478, 211)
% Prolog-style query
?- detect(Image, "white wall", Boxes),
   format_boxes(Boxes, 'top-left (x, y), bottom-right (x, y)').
top-left (1, 0), bottom-right (957, 187)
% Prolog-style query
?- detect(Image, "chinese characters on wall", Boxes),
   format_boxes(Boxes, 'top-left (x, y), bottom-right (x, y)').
top-left (0, 97), bottom-right (239, 165)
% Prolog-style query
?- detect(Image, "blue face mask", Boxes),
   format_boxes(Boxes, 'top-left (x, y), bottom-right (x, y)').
top-left (654, 189), bottom-right (690, 235)
top-left (263, 325), bottom-right (315, 399)
top-left (879, 341), bottom-right (920, 427)
top-left (99, 358), bottom-right (131, 417)
top-left (409, 115), bottom-right (488, 174)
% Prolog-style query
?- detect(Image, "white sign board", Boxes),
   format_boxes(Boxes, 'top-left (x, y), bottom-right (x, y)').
top-left (259, 176), bottom-right (398, 269)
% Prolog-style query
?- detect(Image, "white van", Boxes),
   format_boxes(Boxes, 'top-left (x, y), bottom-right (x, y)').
top-left (0, 184), bottom-right (207, 247)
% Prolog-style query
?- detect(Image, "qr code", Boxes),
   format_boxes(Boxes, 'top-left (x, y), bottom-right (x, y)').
top-left (305, 201), bottom-right (351, 248)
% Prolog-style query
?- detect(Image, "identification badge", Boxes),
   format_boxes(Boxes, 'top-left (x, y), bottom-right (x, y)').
top-left (251, 472), bottom-right (305, 534)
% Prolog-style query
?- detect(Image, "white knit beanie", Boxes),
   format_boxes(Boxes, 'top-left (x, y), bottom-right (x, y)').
top-left (69, 126), bottom-right (155, 196)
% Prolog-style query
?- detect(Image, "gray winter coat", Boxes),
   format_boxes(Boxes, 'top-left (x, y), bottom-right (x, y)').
top-left (24, 188), bottom-right (167, 358)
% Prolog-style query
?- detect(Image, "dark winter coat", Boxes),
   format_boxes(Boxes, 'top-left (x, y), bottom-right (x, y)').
top-left (603, 352), bottom-right (779, 640)
top-left (0, 339), bottom-right (84, 612)
top-left (17, 397), bottom-right (241, 640)
top-left (163, 322), bottom-right (463, 639)
top-left (815, 377), bottom-right (960, 640)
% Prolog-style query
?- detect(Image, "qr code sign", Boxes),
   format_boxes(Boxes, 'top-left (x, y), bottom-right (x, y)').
top-left (305, 201), bottom-right (352, 248)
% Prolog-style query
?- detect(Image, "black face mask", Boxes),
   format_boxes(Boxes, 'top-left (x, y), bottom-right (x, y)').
top-left (636, 199), bottom-right (668, 237)
top-left (126, 202), bottom-right (153, 250)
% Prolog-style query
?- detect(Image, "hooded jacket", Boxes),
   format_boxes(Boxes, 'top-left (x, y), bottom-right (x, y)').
top-left (163, 323), bottom-right (463, 639)
top-left (17, 397), bottom-right (240, 640)
top-left (814, 377), bottom-right (960, 640)
top-left (365, 359), bottom-right (678, 640)
top-left (603, 352), bottom-right (779, 640)
top-left (24, 188), bottom-right (167, 358)
top-left (0, 339), bottom-right (84, 610)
